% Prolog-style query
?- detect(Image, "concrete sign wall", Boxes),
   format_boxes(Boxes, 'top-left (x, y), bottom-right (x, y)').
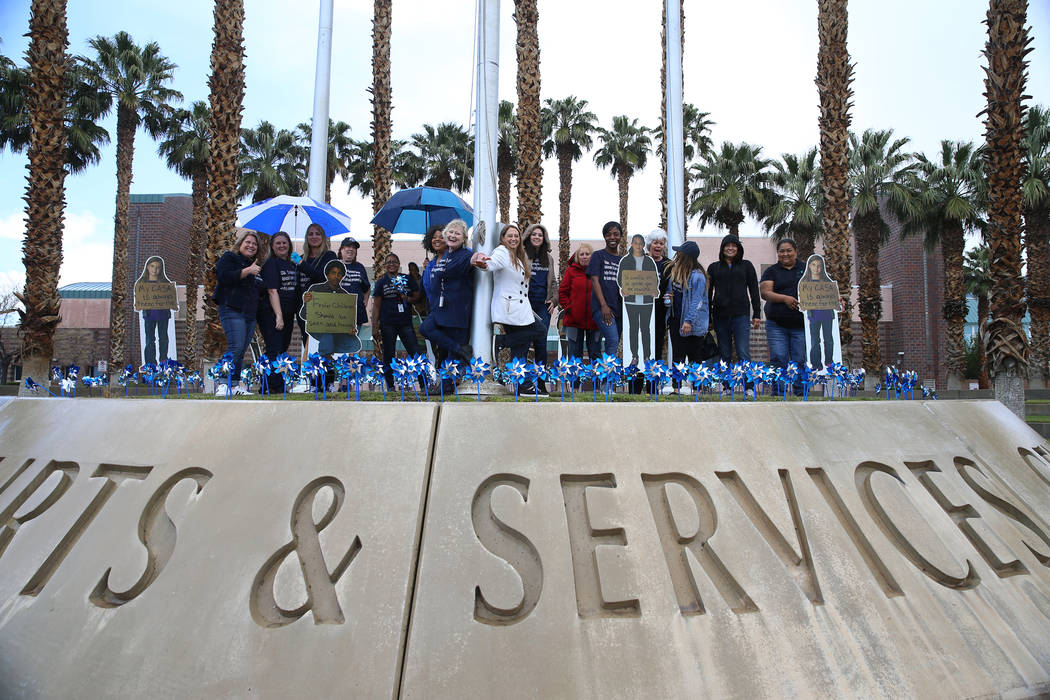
top-left (2, 399), bottom-right (1050, 698)
top-left (405, 402), bottom-right (1050, 698)
top-left (0, 400), bottom-right (437, 698)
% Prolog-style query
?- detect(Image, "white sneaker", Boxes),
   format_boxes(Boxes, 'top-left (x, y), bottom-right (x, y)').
top-left (746, 389), bottom-right (755, 399)
top-left (290, 382), bottom-right (312, 394)
top-left (327, 381), bottom-right (339, 393)
top-left (231, 385), bottom-right (250, 396)
top-left (215, 384), bottom-right (230, 396)
top-left (659, 385), bottom-right (676, 395)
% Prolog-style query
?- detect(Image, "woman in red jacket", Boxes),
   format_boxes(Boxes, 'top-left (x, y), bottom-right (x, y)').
top-left (558, 243), bottom-right (600, 360)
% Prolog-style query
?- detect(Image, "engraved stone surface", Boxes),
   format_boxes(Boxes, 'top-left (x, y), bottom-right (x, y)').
top-left (0, 399), bottom-right (436, 698)
top-left (403, 401), bottom-right (1050, 698)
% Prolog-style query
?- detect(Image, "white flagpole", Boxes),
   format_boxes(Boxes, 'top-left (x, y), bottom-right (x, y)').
top-left (665, 0), bottom-right (685, 249)
top-left (307, 0), bottom-right (334, 202)
top-left (470, 0), bottom-right (500, 362)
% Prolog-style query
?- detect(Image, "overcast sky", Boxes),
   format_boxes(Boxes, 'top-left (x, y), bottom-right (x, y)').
top-left (0, 0), bottom-right (1048, 292)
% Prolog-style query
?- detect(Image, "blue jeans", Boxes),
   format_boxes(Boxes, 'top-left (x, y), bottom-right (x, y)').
top-left (714, 314), bottom-right (752, 364)
top-left (766, 319), bottom-right (806, 393)
top-left (218, 304), bottom-right (257, 385)
top-left (591, 305), bottom-right (621, 358)
top-left (565, 327), bottom-right (600, 361)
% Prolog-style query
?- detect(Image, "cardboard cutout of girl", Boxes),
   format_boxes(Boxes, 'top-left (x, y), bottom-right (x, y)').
top-left (133, 255), bottom-right (179, 366)
top-left (300, 259), bottom-right (363, 355)
top-left (797, 254), bottom-right (842, 369)
top-left (616, 233), bottom-right (659, 366)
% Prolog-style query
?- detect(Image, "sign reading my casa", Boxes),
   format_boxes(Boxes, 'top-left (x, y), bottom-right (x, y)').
top-left (133, 255), bottom-right (178, 312)
top-left (305, 291), bottom-right (357, 334)
top-left (618, 269), bottom-right (659, 298)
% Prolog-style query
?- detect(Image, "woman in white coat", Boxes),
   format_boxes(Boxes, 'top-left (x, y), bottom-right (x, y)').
top-left (472, 225), bottom-right (548, 389)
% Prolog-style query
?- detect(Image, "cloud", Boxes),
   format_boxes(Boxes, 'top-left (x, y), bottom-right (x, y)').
top-left (0, 209), bottom-right (112, 288)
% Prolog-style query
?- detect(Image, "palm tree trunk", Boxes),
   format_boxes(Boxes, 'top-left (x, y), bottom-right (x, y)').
top-left (371, 0), bottom-right (393, 273)
top-left (204, 0), bottom-right (246, 361)
top-left (184, 170), bottom-right (207, 371)
top-left (557, 147), bottom-right (573, 273)
top-left (982, 0), bottom-right (1030, 417)
top-left (19, 0), bottom-right (68, 393)
top-left (942, 222), bottom-right (967, 384)
top-left (796, 232), bottom-right (816, 262)
top-left (498, 163), bottom-right (511, 224)
top-left (617, 170), bottom-right (630, 240)
top-left (108, 104), bottom-right (136, 370)
top-left (515, 0), bottom-right (542, 226)
top-left (1025, 209), bottom-right (1050, 383)
top-left (325, 175), bottom-right (332, 204)
top-left (977, 294), bottom-right (991, 388)
top-left (854, 212), bottom-right (882, 375)
top-left (816, 0), bottom-right (854, 354)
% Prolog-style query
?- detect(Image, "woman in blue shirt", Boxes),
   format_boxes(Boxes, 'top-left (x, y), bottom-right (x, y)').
top-left (420, 219), bottom-right (474, 363)
top-left (372, 252), bottom-right (423, 391)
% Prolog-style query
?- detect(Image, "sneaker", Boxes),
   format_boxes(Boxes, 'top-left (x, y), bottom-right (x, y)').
top-left (746, 389), bottom-right (755, 399)
top-left (517, 381), bottom-right (548, 397)
top-left (290, 382), bottom-right (312, 394)
top-left (215, 384), bottom-right (230, 396)
top-left (231, 385), bottom-right (250, 396)
top-left (659, 385), bottom-right (676, 395)
top-left (455, 343), bottom-right (474, 362)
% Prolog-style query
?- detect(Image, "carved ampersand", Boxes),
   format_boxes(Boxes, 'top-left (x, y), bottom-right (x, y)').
top-left (250, 476), bottom-right (362, 628)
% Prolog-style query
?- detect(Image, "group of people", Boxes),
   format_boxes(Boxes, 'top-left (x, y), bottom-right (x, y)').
top-left (210, 216), bottom-right (821, 396)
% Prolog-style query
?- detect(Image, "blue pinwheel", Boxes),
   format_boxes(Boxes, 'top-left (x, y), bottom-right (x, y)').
top-left (439, 359), bottom-right (462, 401)
top-left (465, 357), bottom-right (491, 401)
top-left (504, 358), bottom-right (529, 401)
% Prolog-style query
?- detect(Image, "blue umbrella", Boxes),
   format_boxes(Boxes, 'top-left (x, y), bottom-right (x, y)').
top-left (370, 186), bottom-right (474, 234)
top-left (236, 195), bottom-right (352, 237)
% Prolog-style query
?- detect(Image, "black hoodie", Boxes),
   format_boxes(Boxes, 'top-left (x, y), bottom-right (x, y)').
top-left (706, 234), bottom-right (761, 319)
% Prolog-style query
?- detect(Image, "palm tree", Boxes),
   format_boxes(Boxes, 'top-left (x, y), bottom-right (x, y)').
top-left (905, 141), bottom-right (985, 389)
top-left (370, 0), bottom-right (393, 276)
top-left (238, 121), bottom-right (306, 202)
top-left (407, 122), bottom-right (473, 192)
top-left (816, 0), bottom-right (855, 351)
top-left (656, 103), bottom-right (714, 234)
top-left (1, 56), bottom-right (111, 173)
top-left (981, 0), bottom-right (1030, 413)
top-left (158, 101), bottom-right (210, 370)
top-left (346, 137), bottom-right (416, 197)
top-left (594, 115), bottom-right (651, 238)
top-left (848, 128), bottom-right (916, 377)
top-left (80, 31), bottom-right (181, 371)
top-left (203, 0), bottom-right (245, 360)
top-left (497, 99), bottom-right (517, 224)
top-left (541, 95), bottom-right (597, 271)
top-left (297, 119), bottom-right (352, 203)
top-left (764, 148), bottom-right (822, 260)
top-left (689, 141), bottom-right (774, 238)
top-left (515, 0), bottom-right (542, 226)
top-left (18, 0), bottom-right (70, 391)
top-left (1022, 105), bottom-right (1050, 384)
top-left (965, 244), bottom-right (992, 389)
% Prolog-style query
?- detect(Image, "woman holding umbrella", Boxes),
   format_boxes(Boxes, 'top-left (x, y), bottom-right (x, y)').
top-left (420, 219), bottom-right (474, 364)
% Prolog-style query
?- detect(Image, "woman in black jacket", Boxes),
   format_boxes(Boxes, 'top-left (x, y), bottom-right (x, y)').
top-left (213, 230), bottom-right (265, 395)
top-left (707, 234), bottom-right (761, 391)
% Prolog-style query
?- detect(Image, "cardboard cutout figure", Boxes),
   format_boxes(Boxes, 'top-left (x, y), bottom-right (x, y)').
top-left (300, 259), bottom-right (363, 355)
top-left (617, 234), bottom-right (659, 366)
top-left (798, 254), bottom-right (842, 369)
top-left (133, 256), bottom-right (179, 366)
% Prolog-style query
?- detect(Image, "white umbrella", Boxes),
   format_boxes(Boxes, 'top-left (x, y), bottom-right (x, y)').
top-left (236, 195), bottom-right (351, 238)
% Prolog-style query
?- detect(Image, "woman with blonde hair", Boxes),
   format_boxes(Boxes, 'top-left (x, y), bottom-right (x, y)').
top-left (296, 223), bottom-right (337, 340)
top-left (665, 240), bottom-right (709, 365)
top-left (558, 243), bottom-right (599, 360)
top-left (212, 230), bottom-right (266, 395)
top-left (420, 218), bottom-right (475, 363)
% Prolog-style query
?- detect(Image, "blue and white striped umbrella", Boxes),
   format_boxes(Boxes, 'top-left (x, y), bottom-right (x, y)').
top-left (236, 195), bottom-right (352, 238)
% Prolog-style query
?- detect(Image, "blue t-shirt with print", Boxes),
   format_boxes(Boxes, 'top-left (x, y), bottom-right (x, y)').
top-left (339, 260), bottom-right (370, 326)
top-left (586, 248), bottom-right (622, 312)
top-left (373, 273), bottom-right (419, 326)
top-left (261, 256), bottom-right (299, 310)
top-left (528, 256), bottom-right (549, 310)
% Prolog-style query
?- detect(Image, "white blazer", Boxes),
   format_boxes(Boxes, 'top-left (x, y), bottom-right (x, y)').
top-left (486, 245), bottom-right (535, 326)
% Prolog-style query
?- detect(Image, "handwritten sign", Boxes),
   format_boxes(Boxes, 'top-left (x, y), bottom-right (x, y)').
top-left (305, 291), bottom-right (357, 334)
top-left (619, 270), bottom-right (659, 298)
top-left (798, 280), bottom-right (839, 311)
top-left (134, 281), bottom-right (178, 311)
